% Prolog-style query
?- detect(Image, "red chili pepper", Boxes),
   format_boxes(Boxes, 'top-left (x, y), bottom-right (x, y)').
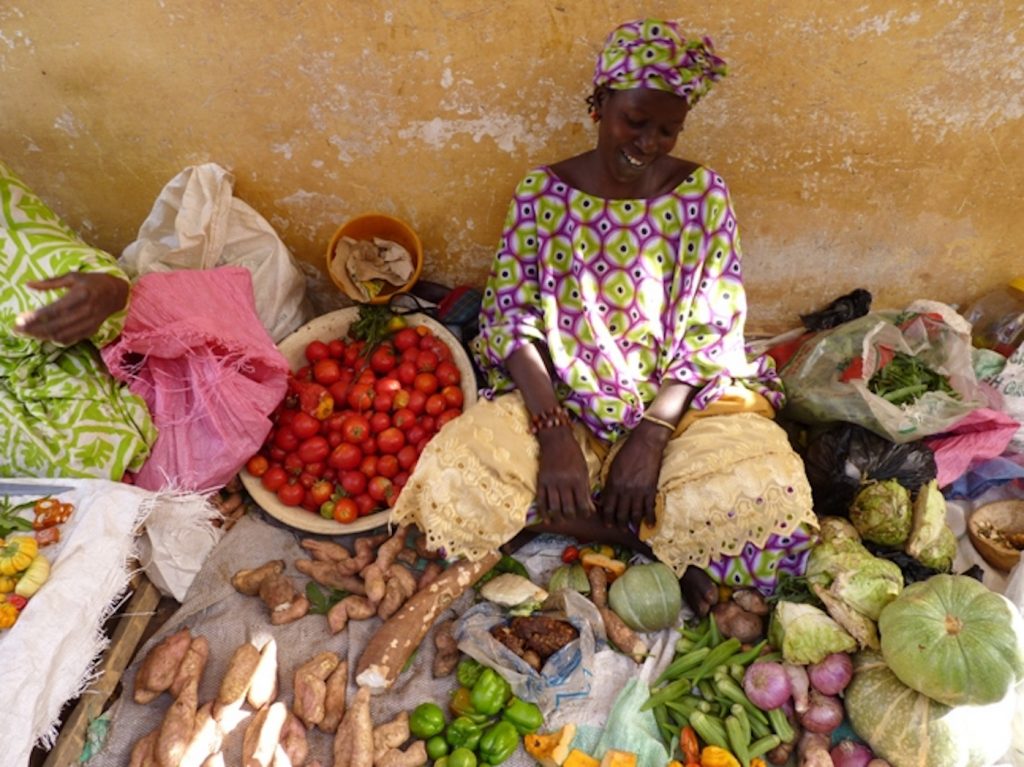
top-left (561, 545), bottom-right (579, 564)
top-left (681, 725), bottom-right (700, 766)
top-left (6, 594), bottom-right (28, 611)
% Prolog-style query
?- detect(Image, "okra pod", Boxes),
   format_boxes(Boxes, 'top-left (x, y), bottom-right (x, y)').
top-left (656, 646), bottom-right (712, 685)
top-left (689, 711), bottom-right (729, 751)
top-left (642, 676), bottom-right (697, 711)
top-left (731, 704), bottom-right (751, 746)
top-left (728, 639), bottom-right (767, 667)
top-left (675, 636), bottom-right (696, 654)
top-left (712, 674), bottom-right (770, 727)
top-left (691, 637), bottom-right (742, 684)
top-left (767, 706), bottom-right (795, 744)
top-left (708, 612), bottom-right (722, 647)
top-left (725, 713), bottom-right (751, 767)
top-left (749, 734), bottom-right (783, 759)
top-left (697, 678), bottom-right (716, 701)
top-left (666, 696), bottom-right (702, 717)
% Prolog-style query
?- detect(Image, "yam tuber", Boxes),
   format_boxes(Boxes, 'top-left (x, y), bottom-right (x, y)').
top-left (232, 560), bottom-right (285, 596)
top-left (170, 635), bottom-right (209, 699)
top-left (356, 551), bottom-right (500, 691)
top-left (293, 651), bottom-right (340, 728)
top-left (432, 618), bottom-right (460, 678)
top-left (179, 702), bottom-right (223, 767)
top-left (377, 741), bottom-right (428, 767)
top-left (372, 711), bottom-right (411, 762)
top-left (318, 659), bottom-right (349, 734)
top-left (327, 594), bottom-right (376, 634)
top-left (134, 628), bottom-right (192, 705)
top-left (301, 538), bottom-right (352, 562)
top-left (295, 558), bottom-right (367, 594)
top-left (247, 638), bottom-right (279, 710)
top-left (242, 701), bottom-right (288, 767)
top-left (214, 642), bottom-right (261, 720)
top-left (128, 729), bottom-right (158, 767)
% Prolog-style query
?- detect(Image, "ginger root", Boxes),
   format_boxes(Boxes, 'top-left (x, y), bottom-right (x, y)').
top-left (232, 560), bottom-right (285, 596)
top-left (295, 558), bottom-right (367, 595)
top-left (372, 711), bottom-right (411, 763)
top-left (377, 741), bottom-right (427, 767)
top-left (301, 538), bottom-right (352, 562)
top-left (417, 561), bottom-right (444, 591)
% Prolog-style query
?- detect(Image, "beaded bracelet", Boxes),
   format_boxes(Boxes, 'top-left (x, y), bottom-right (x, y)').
top-left (529, 403), bottom-right (571, 434)
top-left (641, 412), bottom-right (677, 432)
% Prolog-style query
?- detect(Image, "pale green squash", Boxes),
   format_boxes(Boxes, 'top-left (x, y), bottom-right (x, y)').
top-left (607, 562), bottom-right (682, 632)
top-left (878, 574), bottom-right (1024, 706)
top-left (846, 650), bottom-right (1017, 767)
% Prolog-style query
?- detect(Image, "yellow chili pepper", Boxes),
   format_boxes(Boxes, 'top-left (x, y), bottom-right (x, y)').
top-left (700, 746), bottom-right (741, 767)
top-left (0, 536), bottom-right (38, 575)
top-left (0, 601), bottom-right (19, 629)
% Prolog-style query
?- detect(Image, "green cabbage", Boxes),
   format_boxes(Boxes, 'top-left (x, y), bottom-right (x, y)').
top-left (905, 480), bottom-right (957, 572)
top-left (807, 537), bottom-right (904, 620)
top-left (768, 600), bottom-right (858, 665)
top-left (850, 479), bottom-right (913, 546)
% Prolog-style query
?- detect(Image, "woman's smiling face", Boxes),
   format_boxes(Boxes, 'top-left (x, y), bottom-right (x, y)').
top-left (595, 88), bottom-right (689, 190)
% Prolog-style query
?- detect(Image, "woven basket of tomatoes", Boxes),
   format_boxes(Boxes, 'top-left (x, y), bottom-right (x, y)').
top-left (241, 306), bottom-right (477, 534)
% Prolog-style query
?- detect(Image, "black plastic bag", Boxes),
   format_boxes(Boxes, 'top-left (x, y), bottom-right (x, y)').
top-left (799, 288), bottom-right (873, 331)
top-left (801, 422), bottom-right (937, 517)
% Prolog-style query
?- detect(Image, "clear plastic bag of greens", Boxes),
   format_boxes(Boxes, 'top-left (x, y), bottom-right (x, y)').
top-left (781, 301), bottom-right (983, 443)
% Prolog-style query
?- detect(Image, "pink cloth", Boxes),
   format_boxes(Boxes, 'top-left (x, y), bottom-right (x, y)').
top-left (924, 407), bottom-right (1021, 488)
top-left (102, 266), bottom-right (290, 491)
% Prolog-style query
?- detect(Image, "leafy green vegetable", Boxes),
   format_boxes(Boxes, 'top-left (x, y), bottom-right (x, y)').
top-left (348, 304), bottom-right (397, 353)
top-left (868, 352), bottom-right (957, 406)
top-left (767, 600), bottom-right (858, 665)
top-left (474, 554), bottom-right (528, 589)
top-left (0, 496), bottom-right (35, 537)
top-left (305, 582), bottom-right (349, 615)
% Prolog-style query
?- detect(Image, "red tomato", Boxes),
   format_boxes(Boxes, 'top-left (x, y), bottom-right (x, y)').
top-left (284, 452), bottom-right (305, 476)
top-left (392, 389), bottom-right (411, 410)
top-left (328, 338), bottom-right (346, 359)
top-left (406, 424), bottom-right (428, 446)
top-left (276, 408), bottom-right (297, 428)
top-left (354, 493), bottom-right (377, 516)
top-left (333, 497), bottom-right (359, 524)
top-left (305, 340), bottom-right (330, 364)
top-left (359, 455), bottom-right (378, 478)
top-left (419, 415), bottom-right (437, 433)
top-left (370, 345), bottom-right (398, 374)
top-left (274, 426), bottom-right (299, 452)
top-left (362, 436), bottom-right (378, 455)
top-left (436, 360), bottom-right (461, 387)
top-left (396, 445), bottom-right (419, 470)
top-left (327, 431), bottom-right (343, 448)
top-left (340, 470), bottom-right (367, 496)
top-left (377, 427), bottom-right (406, 454)
top-left (313, 358), bottom-right (342, 386)
top-left (301, 492), bottom-right (321, 513)
top-left (304, 461), bottom-right (326, 477)
top-left (375, 377), bottom-right (402, 395)
top-left (277, 481), bottom-right (306, 507)
top-left (393, 327), bottom-right (419, 352)
top-left (291, 411), bottom-right (321, 440)
top-left (268, 446), bottom-right (287, 463)
top-left (392, 407), bottom-right (416, 431)
top-left (369, 411), bottom-right (392, 434)
top-left (425, 394), bottom-right (447, 416)
top-left (297, 435), bottom-right (330, 464)
top-left (297, 471), bottom-right (318, 489)
top-left (396, 360), bottom-right (417, 386)
top-left (329, 442), bottom-right (362, 471)
top-left (373, 392), bottom-right (393, 412)
top-left (413, 372), bottom-right (439, 395)
top-left (343, 342), bottom-right (363, 366)
top-left (328, 381), bottom-right (351, 405)
top-left (400, 347), bottom-right (420, 365)
top-left (261, 465), bottom-right (288, 492)
top-left (341, 414), bottom-right (371, 443)
top-left (347, 383), bottom-right (374, 411)
top-left (368, 476), bottom-right (396, 505)
top-left (245, 454), bottom-right (269, 477)
top-left (294, 365), bottom-right (311, 381)
top-left (309, 480), bottom-right (334, 506)
top-left (416, 350), bottom-right (439, 373)
top-left (441, 385), bottom-right (464, 410)
top-left (407, 390), bottom-right (427, 414)
top-left (376, 454), bottom-right (399, 478)
top-left (394, 471), bottom-right (409, 488)
top-left (437, 408), bottom-right (462, 429)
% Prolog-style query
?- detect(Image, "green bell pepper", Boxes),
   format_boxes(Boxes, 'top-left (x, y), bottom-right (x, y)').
top-left (445, 716), bottom-right (484, 750)
top-left (448, 747), bottom-right (478, 767)
top-left (501, 696), bottom-right (543, 735)
top-left (450, 686), bottom-right (490, 723)
top-left (456, 657), bottom-right (484, 688)
top-left (426, 735), bottom-right (450, 760)
top-left (470, 668), bottom-right (511, 716)
top-left (409, 701), bottom-right (446, 739)
top-left (478, 720), bottom-right (519, 765)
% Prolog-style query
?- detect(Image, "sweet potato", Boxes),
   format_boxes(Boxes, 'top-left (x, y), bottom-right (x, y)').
top-left (201, 754), bottom-right (225, 767)
top-left (348, 687), bottom-right (374, 767)
top-left (301, 538), bottom-right (352, 562)
top-left (259, 573), bottom-right (310, 624)
top-left (134, 628), bottom-right (192, 705)
top-left (232, 560), bottom-right (285, 596)
top-left (417, 561), bottom-right (444, 591)
top-left (214, 642), bottom-right (261, 720)
top-left (372, 711), bottom-right (410, 762)
top-left (318, 659), bottom-right (349, 734)
top-left (378, 564), bottom-right (418, 619)
top-left (295, 559), bottom-right (367, 594)
top-left (356, 551), bottom-right (500, 691)
top-left (333, 705), bottom-right (354, 767)
top-left (170, 635), bottom-right (209, 699)
top-left (293, 651), bottom-right (340, 728)
top-left (327, 594), bottom-right (375, 634)
top-left (377, 742), bottom-right (428, 767)
top-left (242, 701), bottom-right (288, 767)
top-left (337, 533), bottom-right (389, 575)
top-left (247, 638), bottom-right (279, 710)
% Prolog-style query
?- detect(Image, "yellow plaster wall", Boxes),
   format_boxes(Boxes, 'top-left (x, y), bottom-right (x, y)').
top-left (1, 1), bottom-right (1021, 333)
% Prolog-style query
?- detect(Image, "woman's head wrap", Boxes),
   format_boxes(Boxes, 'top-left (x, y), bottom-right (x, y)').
top-left (593, 19), bottom-right (727, 107)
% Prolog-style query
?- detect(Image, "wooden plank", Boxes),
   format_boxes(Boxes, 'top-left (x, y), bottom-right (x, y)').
top-left (42, 574), bottom-right (162, 767)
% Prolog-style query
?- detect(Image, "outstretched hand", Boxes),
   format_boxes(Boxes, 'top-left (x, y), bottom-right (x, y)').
top-left (599, 421), bottom-right (671, 530)
top-left (536, 426), bottom-right (596, 523)
top-left (15, 272), bottom-right (130, 345)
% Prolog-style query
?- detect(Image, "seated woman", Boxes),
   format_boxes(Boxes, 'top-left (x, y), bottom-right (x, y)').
top-left (392, 20), bottom-right (818, 613)
top-left (1, 160), bottom-right (156, 479)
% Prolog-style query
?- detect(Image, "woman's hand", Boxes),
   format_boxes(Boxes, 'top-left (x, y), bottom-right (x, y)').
top-left (536, 425), bottom-right (596, 523)
top-left (599, 420), bottom-right (672, 530)
top-left (15, 272), bottom-right (129, 345)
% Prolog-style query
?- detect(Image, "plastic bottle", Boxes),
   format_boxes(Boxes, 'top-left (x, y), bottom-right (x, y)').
top-left (962, 277), bottom-right (1024, 356)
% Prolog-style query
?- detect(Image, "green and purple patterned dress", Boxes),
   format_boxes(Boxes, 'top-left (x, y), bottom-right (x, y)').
top-left (473, 165), bottom-right (782, 440)
top-left (0, 161), bottom-right (156, 479)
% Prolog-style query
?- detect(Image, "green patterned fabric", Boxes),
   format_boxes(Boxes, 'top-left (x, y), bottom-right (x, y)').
top-left (0, 161), bottom-right (155, 479)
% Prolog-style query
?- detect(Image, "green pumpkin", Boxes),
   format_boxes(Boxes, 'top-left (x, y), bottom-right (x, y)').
top-left (879, 574), bottom-right (1024, 706)
top-left (846, 650), bottom-right (1017, 767)
top-left (548, 564), bottom-right (590, 595)
top-left (607, 562), bottom-right (682, 632)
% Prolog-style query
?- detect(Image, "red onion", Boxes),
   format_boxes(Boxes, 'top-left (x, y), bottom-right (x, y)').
top-left (784, 662), bottom-right (811, 713)
top-left (800, 689), bottom-right (845, 734)
top-left (866, 760), bottom-right (892, 767)
top-left (743, 661), bottom-right (793, 710)
top-left (808, 652), bottom-right (854, 696)
top-left (830, 740), bottom-right (873, 767)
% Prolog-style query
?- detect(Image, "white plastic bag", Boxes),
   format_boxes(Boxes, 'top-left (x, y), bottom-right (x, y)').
top-left (120, 162), bottom-right (307, 342)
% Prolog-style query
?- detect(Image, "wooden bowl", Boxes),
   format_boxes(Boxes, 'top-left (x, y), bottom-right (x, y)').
top-left (967, 499), bottom-right (1024, 572)
top-left (326, 213), bottom-right (423, 304)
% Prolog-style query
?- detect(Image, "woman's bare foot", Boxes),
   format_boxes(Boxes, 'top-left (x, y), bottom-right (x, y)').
top-left (680, 565), bottom-right (718, 616)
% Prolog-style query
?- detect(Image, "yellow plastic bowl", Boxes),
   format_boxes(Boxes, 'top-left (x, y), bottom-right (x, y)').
top-left (326, 213), bottom-right (423, 304)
